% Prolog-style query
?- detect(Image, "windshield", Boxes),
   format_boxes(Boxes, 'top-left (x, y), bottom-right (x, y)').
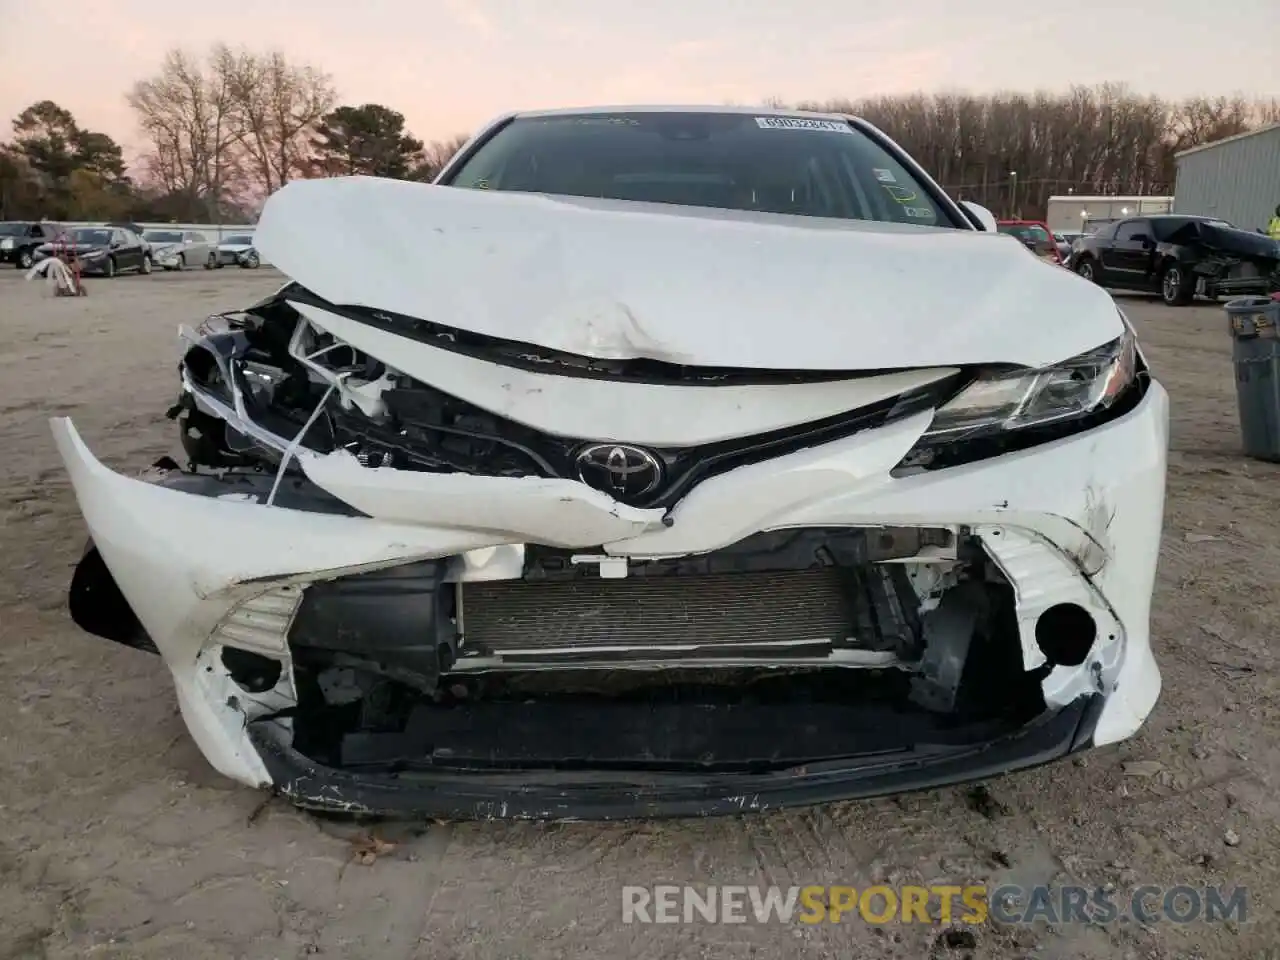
top-left (70, 228), bottom-right (112, 245)
top-left (223, 235), bottom-right (253, 245)
top-left (144, 230), bottom-right (182, 243)
top-left (444, 112), bottom-right (961, 228)
top-left (0, 223), bottom-right (25, 237)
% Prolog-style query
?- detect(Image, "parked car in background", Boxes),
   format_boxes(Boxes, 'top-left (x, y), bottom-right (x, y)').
top-left (107, 221), bottom-right (152, 258)
top-left (1053, 231), bottom-right (1083, 262)
top-left (33, 226), bottom-right (152, 277)
top-left (144, 229), bottom-right (217, 270)
top-left (1070, 214), bottom-right (1280, 306)
top-left (214, 234), bottom-right (259, 268)
top-left (996, 220), bottom-right (1062, 264)
top-left (0, 221), bottom-right (63, 270)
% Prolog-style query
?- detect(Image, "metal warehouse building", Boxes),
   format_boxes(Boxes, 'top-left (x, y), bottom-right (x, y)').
top-left (1173, 123), bottom-right (1280, 231)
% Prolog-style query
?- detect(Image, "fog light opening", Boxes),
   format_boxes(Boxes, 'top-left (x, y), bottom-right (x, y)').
top-left (221, 647), bottom-right (284, 693)
top-left (1034, 603), bottom-right (1097, 667)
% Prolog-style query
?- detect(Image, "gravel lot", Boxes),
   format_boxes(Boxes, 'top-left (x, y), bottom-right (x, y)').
top-left (1, 267), bottom-right (1278, 959)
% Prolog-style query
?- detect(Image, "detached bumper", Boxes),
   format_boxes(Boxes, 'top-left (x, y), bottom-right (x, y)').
top-left (49, 375), bottom-right (1168, 817)
top-left (248, 697), bottom-right (1101, 819)
top-left (1210, 275), bottom-right (1279, 297)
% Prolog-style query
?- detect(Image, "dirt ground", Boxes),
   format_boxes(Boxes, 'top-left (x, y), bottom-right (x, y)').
top-left (1, 266), bottom-right (1278, 959)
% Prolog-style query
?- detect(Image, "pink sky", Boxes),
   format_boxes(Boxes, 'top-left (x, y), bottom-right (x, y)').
top-left (3, 0), bottom-right (1277, 161)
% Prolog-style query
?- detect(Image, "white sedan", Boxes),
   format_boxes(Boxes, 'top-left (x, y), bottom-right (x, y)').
top-left (143, 229), bottom-right (217, 270)
top-left (51, 106), bottom-right (1167, 820)
top-left (214, 233), bottom-right (260, 268)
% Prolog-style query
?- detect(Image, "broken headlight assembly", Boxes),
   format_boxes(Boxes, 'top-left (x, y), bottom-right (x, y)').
top-left (896, 324), bottom-right (1141, 472)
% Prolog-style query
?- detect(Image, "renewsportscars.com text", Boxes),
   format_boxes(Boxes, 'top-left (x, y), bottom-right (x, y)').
top-left (621, 884), bottom-right (1248, 926)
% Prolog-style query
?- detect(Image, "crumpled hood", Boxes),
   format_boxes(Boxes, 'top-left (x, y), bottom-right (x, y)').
top-left (1189, 221), bottom-right (1280, 260)
top-left (255, 176), bottom-right (1124, 371)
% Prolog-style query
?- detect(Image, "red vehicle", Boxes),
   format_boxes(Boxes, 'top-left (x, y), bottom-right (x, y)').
top-left (997, 220), bottom-right (1062, 264)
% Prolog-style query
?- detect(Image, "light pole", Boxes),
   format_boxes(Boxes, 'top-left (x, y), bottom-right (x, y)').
top-left (1009, 171), bottom-right (1018, 218)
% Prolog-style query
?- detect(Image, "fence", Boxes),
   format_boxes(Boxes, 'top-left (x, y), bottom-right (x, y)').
top-left (60, 221), bottom-right (256, 238)
top-left (54, 221), bottom-right (270, 267)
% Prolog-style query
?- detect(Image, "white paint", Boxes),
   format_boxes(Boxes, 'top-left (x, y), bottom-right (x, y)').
top-left (445, 545), bottom-right (526, 582)
top-left (297, 448), bottom-right (668, 547)
top-left (291, 301), bottom-right (958, 447)
top-left (49, 106), bottom-right (1170, 789)
top-left (50, 374), bottom-right (1166, 788)
top-left (49, 417), bottom-right (498, 660)
top-left (602, 410), bottom-right (937, 556)
top-left (960, 201), bottom-right (999, 233)
top-left (254, 176), bottom-right (1123, 371)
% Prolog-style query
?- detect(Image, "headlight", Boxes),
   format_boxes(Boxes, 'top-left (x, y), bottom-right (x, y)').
top-left (79, 249), bottom-right (106, 259)
top-left (0, 238), bottom-right (13, 250)
top-left (898, 324), bottom-right (1139, 470)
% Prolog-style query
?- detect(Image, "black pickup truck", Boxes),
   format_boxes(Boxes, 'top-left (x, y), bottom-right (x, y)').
top-left (0, 221), bottom-right (63, 269)
top-left (1068, 214), bottom-right (1280, 306)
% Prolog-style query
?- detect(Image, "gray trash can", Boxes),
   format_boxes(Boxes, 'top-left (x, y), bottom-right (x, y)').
top-left (1226, 295), bottom-right (1280, 462)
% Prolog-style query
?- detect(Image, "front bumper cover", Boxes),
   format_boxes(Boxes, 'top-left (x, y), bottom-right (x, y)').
top-left (50, 362), bottom-right (1168, 818)
top-left (247, 696), bottom-right (1102, 819)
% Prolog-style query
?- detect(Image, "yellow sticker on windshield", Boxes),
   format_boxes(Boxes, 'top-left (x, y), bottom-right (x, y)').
top-left (882, 184), bottom-right (917, 204)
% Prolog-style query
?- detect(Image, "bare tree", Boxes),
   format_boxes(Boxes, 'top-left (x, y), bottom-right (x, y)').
top-left (221, 49), bottom-right (336, 192)
top-left (411, 134), bottom-right (472, 182)
top-left (128, 47), bottom-right (241, 220)
top-left (129, 45), bottom-right (335, 206)
top-left (1255, 98), bottom-right (1280, 126)
top-left (1168, 95), bottom-right (1253, 154)
top-left (787, 85), bottom-right (1279, 219)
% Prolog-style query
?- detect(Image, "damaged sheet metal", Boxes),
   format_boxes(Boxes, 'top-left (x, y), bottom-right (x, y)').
top-left (252, 175), bottom-right (1126, 370)
top-left (289, 300), bottom-right (961, 448)
top-left (298, 448), bottom-right (668, 547)
top-left (49, 122), bottom-right (1171, 818)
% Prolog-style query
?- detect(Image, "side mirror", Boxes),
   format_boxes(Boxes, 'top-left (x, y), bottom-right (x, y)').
top-left (959, 200), bottom-right (998, 232)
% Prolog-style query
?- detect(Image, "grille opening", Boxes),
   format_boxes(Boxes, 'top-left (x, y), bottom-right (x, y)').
top-left (284, 529), bottom-right (1051, 775)
top-left (458, 568), bottom-right (896, 660)
top-left (178, 292), bottom-right (968, 509)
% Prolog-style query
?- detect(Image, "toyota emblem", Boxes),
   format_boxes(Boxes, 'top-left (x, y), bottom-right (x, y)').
top-left (574, 443), bottom-right (664, 501)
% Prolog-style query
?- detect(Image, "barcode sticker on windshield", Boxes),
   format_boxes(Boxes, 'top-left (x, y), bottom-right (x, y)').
top-left (755, 117), bottom-right (854, 134)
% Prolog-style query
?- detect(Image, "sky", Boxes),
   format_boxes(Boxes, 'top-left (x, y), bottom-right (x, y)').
top-left (2, 0), bottom-right (1277, 161)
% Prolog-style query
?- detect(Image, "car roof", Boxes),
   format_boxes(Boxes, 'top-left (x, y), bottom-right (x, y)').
top-left (1128, 214), bottom-right (1221, 221)
top-left (514, 104), bottom-right (857, 122)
